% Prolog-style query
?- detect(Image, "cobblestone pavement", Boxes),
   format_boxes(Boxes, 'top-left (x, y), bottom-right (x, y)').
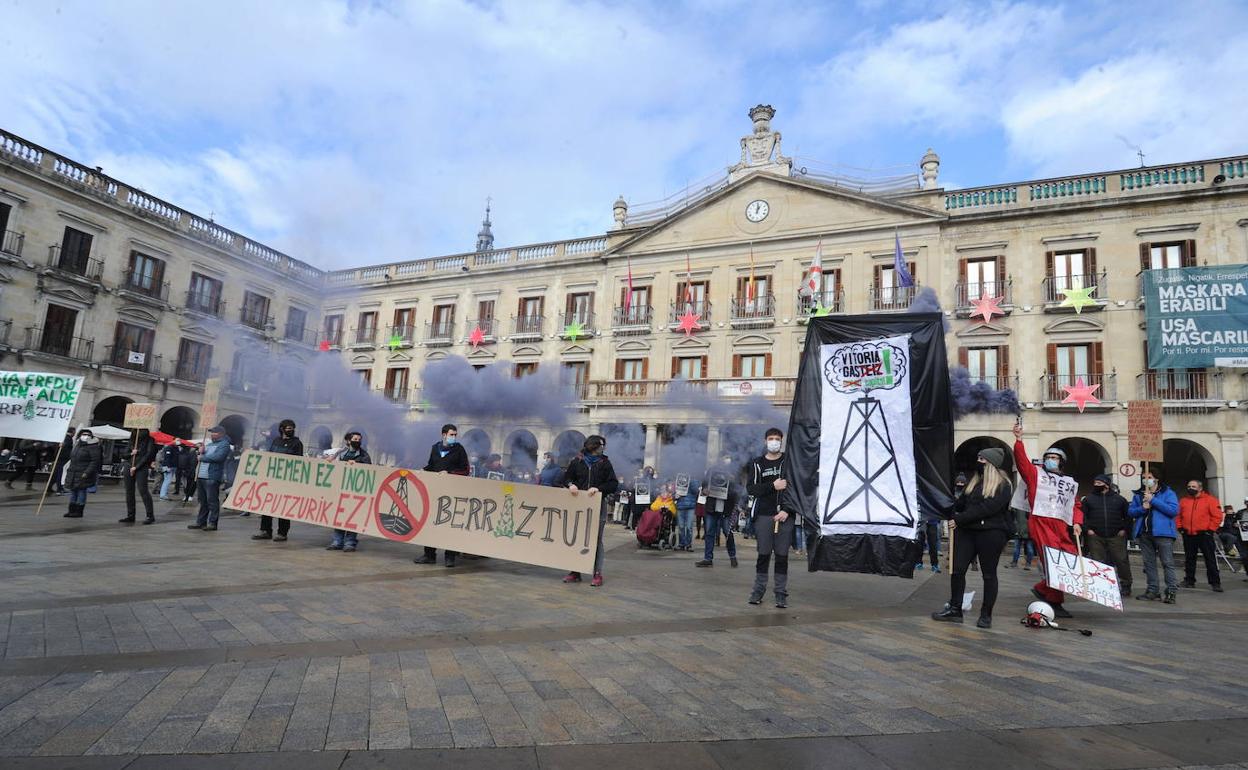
top-left (1, 488), bottom-right (1246, 768)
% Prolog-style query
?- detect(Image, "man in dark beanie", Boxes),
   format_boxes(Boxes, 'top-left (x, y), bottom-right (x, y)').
top-left (253, 418), bottom-right (302, 542)
top-left (1081, 473), bottom-right (1133, 596)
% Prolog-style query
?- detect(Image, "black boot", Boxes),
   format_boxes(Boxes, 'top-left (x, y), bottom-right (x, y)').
top-left (931, 606), bottom-right (963, 623)
top-left (976, 614), bottom-right (992, 629)
top-left (64, 503), bottom-right (83, 518)
top-left (119, 514), bottom-right (136, 523)
top-left (142, 515), bottom-right (155, 525)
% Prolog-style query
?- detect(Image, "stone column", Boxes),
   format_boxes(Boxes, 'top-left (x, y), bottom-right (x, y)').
top-left (1219, 434), bottom-right (1244, 504)
top-left (643, 423), bottom-right (658, 469)
top-left (707, 426), bottom-right (721, 464)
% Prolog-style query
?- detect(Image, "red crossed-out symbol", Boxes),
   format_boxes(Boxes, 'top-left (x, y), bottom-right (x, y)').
top-left (372, 469), bottom-right (430, 542)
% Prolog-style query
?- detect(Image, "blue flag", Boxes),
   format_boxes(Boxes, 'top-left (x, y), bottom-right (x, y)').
top-left (894, 232), bottom-right (914, 288)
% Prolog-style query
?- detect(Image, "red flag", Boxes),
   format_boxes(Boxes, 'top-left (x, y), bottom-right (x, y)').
top-left (747, 243), bottom-right (756, 302)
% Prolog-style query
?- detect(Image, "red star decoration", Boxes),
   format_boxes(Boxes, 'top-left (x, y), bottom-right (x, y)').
top-left (469, 325), bottom-right (485, 348)
top-left (969, 294), bottom-right (1004, 323)
top-left (318, 339), bottom-right (331, 352)
top-left (1061, 377), bottom-right (1101, 413)
top-left (677, 310), bottom-right (702, 337)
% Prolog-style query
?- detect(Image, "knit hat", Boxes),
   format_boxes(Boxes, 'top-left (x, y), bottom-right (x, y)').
top-left (208, 425), bottom-right (227, 434)
top-left (1093, 473), bottom-right (1112, 485)
top-left (978, 447), bottom-right (1006, 469)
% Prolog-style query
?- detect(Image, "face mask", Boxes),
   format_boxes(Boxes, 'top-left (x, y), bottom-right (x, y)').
top-left (1187, 488), bottom-right (1199, 496)
top-left (1094, 485), bottom-right (1107, 493)
top-left (1144, 479), bottom-right (1156, 489)
top-left (444, 436), bottom-right (457, 446)
top-left (349, 440), bottom-right (361, 449)
top-left (766, 440), bottom-right (782, 453)
top-left (1043, 459), bottom-right (1060, 472)
top-left (282, 428), bottom-right (294, 437)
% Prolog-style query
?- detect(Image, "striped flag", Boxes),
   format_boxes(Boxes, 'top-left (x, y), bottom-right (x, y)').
top-left (799, 239), bottom-right (823, 298)
top-left (747, 243), bottom-right (757, 302)
top-left (624, 256), bottom-right (634, 311)
top-left (894, 231), bottom-right (914, 288)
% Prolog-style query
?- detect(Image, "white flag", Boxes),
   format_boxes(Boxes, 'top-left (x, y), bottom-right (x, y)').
top-left (127, 351), bottom-right (146, 365)
top-left (799, 240), bottom-right (823, 297)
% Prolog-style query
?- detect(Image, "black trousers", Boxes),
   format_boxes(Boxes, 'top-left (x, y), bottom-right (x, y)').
top-left (179, 470), bottom-right (197, 498)
top-left (7, 467), bottom-right (35, 486)
top-left (949, 527), bottom-right (1008, 617)
top-left (124, 467), bottom-right (154, 518)
top-left (424, 546), bottom-right (458, 561)
top-left (260, 515), bottom-right (290, 536)
top-left (1183, 531), bottom-right (1221, 586)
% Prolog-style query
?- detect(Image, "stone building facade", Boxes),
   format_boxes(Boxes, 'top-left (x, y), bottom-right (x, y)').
top-left (3, 106), bottom-right (1248, 497)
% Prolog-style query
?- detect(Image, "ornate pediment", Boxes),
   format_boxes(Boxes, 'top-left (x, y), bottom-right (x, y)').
top-left (350, 353), bottom-right (376, 365)
top-left (613, 339), bottom-right (651, 353)
top-left (386, 350), bottom-right (414, 363)
top-left (177, 319), bottom-right (216, 338)
top-left (672, 335), bottom-right (711, 351)
top-left (560, 343), bottom-right (593, 357)
top-left (731, 333), bottom-right (773, 347)
top-left (467, 347), bottom-right (496, 361)
top-left (1043, 316), bottom-right (1105, 335)
top-left (425, 350), bottom-right (448, 361)
top-left (37, 281), bottom-right (94, 307)
top-left (955, 320), bottom-right (1012, 339)
top-left (116, 305), bottom-right (160, 326)
top-left (512, 345), bottom-right (542, 358)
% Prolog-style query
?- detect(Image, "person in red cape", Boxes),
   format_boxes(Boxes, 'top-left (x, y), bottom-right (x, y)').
top-left (1012, 422), bottom-right (1083, 619)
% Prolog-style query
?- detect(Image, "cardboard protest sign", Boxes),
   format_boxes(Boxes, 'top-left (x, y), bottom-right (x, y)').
top-left (200, 377), bottom-right (221, 430)
top-left (0, 371), bottom-right (84, 442)
top-left (123, 403), bottom-right (158, 429)
top-left (1127, 401), bottom-right (1163, 462)
top-left (1044, 547), bottom-right (1124, 611)
top-left (225, 450), bottom-right (601, 573)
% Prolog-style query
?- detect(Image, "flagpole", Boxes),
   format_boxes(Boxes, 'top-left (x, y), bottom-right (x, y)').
top-left (34, 440), bottom-right (65, 517)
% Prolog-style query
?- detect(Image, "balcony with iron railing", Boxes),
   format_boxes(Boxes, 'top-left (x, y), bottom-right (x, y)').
top-left (383, 324), bottom-right (417, 348)
top-left (795, 291), bottom-right (842, 319)
top-left (730, 294), bottom-right (776, 327)
top-left (1, 229), bottom-right (24, 259)
top-left (559, 311), bottom-right (596, 338)
top-left (869, 284), bottom-right (920, 311)
top-left (118, 268), bottom-right (170, 304)
top-left (1040, 372), bottom-right (1116, 408)
top-left (426, 320), bottom-right (455, 346)
top-left (184, 290), bottom-right (225, 317)
top-left (376, 386), bottom-right (411, 404)
top-left (318, 329), bottom-right (344, 349)
top-left (586, 377), bottom-right (797, 403)
top-left (612, 305), bottom-right (653, 333)
top-left (963, 374), bottom-right (1021, 394)
top-left (281, 325), bottom-right (315, 346)
top-left (510, 315), bottom-right (544, 341)
top-left (349, 326), bottom-right (377, 348)
top-left (102, 345), bottom-right (161, 376)
top-left (239, 307), bottom-right (273, 332)
top-left (1138, 371), bottom-right (1223, 408)
top-left (0, 319), bottom-right (11, 347)
top-left (1042, 272), bottom-right (1107, 310)
top-left (668, 301), bottom-right (713, 328)
top-left (24, 328), bottom-right (95, 361)
top-left (170, 358), bottom-right (211, 385)
top-left (45, 244), bottom-right (104, 282)
top-left (953, 280), bottom-right (1014, 315)
top-left (466, 318), bottom-right (497, 342)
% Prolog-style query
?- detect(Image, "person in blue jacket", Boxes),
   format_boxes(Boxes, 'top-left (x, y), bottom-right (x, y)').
top-left (1128, 467), bottom-right (1180, 604)
top-left (188, 426), bottom-right (231, 532)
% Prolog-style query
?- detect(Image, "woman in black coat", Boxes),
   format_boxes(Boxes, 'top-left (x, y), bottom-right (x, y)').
top-left (561, 435), bottom-right (619, 587)
top-left (5, 440), bottom-right (43, 490)
top-left (931, 447), bottom-right (1013, 628)
top-left (64, 429), bottom-right (103, 518)
top-left (121, 428), bottom-right (158, 524)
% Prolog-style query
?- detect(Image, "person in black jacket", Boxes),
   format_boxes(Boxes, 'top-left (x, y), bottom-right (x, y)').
top-left (561, 434), bottom-right (619, 586)
top-left (746, 428), bottom-right (792, 608)
top-left (120, 429), bottom-right (158, 524)
top-left (415, 424), bottom-right (470, 567)
top-left (5, 439), bottom-right (44, 490)
top-left (932, 447), bottom-right (1013, 628)
top-left (1081, 473), bottom-right (1133, 596)
top-left (327, 431), bottom-right (372, 552)
top-left (50, 430), bottom-right (73, 494)
top-left (177, 444), bottom-right (198, 503)
top-left (63, 429), bottom-right (103, 518)
top-left (253, 418), bottom-right (303, 542)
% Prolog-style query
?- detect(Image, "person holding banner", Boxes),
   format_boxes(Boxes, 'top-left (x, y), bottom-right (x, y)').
top-left (120, 428), bottom-right (157, 524)
top-left (562, 434), bottom-right (618, 586)
top-left (746, 428), bottom-right (792, 608)
top-left (1128, 469), bottom-right (1180, 603)
top-left (931, 448), bottom-right (1013, 628)
top-left (327, 431), bottom-right (371, 552)
top-left (696, 455), bottom-right (741, 568)
top-left (1013, 423), bottom-right (1083, 619)
top-left (254, 419), bottom-right (303, 542)
top-left (415, 423), bottom-right (470, 567)
top-left (63, 429), bottom-right (102, 518)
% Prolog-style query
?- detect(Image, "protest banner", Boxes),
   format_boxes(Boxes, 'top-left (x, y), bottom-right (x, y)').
top-left (1044, 546), bottom-right (1124, 611)
top-left (0, 371), bottom-right (84, 442)
top-left (1142, 264), bottom-right (1248, 368)
top-left (123, 403), bottom-right (158, 430)
top-left (1126, 401), bottom-right (1163, 463)
top-left (225, 450), bottom-right (602, 573)
top-left (200, 377), bottom-right (221, 430)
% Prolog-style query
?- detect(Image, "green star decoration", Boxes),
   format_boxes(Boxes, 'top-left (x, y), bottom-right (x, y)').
top-left (563, 320), bottom-right (585, 340)
top-left (1059, 284), bottom-right (1098, 314)
top-left (812, 304), bottom-right (834, 317)
top-left (388, 334), bottom-right (404, 350)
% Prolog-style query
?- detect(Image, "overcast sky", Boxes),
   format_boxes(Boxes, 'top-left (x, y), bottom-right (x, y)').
top-left (4, 0), bottom-right (1246, 270)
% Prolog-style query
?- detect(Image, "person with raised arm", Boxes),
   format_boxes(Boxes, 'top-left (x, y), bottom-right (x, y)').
top-left (1012, 422), bottom-right (1083, 619)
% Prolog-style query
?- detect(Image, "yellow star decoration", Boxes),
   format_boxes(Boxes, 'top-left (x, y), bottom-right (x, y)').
top-left (1059, 285), bottom-right (1098, 314)
top-left (502, 483), bottom-right (515, 495)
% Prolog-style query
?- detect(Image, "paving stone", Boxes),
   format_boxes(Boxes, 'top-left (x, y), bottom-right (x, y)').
top-left (340, 746), bottom-right (539, 769)
top-left (536, 741), bottom-right (721, 770)
top-left (851, 729), bottom-right (1039, 770)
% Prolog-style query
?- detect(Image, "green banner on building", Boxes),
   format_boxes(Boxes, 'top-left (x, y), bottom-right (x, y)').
top-left (1143, 264), bottom-right (1248, 369)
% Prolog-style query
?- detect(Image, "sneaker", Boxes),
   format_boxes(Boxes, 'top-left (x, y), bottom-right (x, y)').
top-left (273, 534), bottom-right (287, 542)
top-left (1052, 604), bottom-right (1073, 619)
top-left (775, 596), bottom-right (788, 609)
top-left (931, 607), bottom-right (963, 623)
top-left (914, 562), bottom-right (924, 570)
top-left (590, 573), bottom-right (603, 587)
top-left (748, 593), bottom-right (763, 605)
top-left (931, 565), bottom-right (940, 574)
top-left (1182, 579), bottom-right (1196, 588)
top-left (239, 512), bottom-right (251, 517)
top-left (252, 532), bottom-right (272, 540)
top-left (326, 543), bottom-right (343, 550)
top-left (1212, 584), bottom-right (1224, 593)
top-left (1023, 564), bottom-right (1032, 571)
top-left (695, 559), bottom-right (713, 568)
top-left (1163, 589), bottom-right (1177, 604)
top-left (1004, 562), bottom-right (1015, 569)
top-left (118, 516), bottom-right (135, 523)
top-left (976, 615), bottom-right (992, 629)
top-left (158, 496), bottom-right (170, 501)
top-left (187, 524), bottom-right (204, 530)
top-left (142, 517), bottom-right (155, 525)
top-left (343, 545), bottom-right (356, 553)
top-left (444, 557), bottom-right (456, 568)
top-left (1137, 590), bottom-right (1160, 601)
top-left (413, 554), bottom-right (437, 564)
top-left (562, 572), bottom-right (582, 583)
top-left (730, 557), bottom-right (738, 568)
top-left (204, 524), bottom-right (217, 531)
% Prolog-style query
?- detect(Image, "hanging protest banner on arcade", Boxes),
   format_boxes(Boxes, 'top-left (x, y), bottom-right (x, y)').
top-left (781, 314), bottom-right (954, 577)
top-left (225, 451), bottom-right (601, 573)
top-left (0, 371), bottom-right (84, 442)
top-left (1044, 547), bottom-right (1124, 611)
top-left (1143, 264), bottom-right (1248, 368)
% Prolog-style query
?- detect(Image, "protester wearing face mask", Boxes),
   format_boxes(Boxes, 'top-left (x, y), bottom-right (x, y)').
top-left (1012, 423), bottom-right (1083, 619)
top-left (1128, 469), bottom-right (1180, 603)
top-left (696, 454), bottom-right (740, 568)
top-left (745, 428), bottom-right (793, 608)
top-left (932, 447), bottom-right (1013, 628)
top-left (1177, 480), bottom-right (1224, 593)
top-left (562, 435), bottom-right (618, 586)
top-left (1080, 473), bottom-right (1133, 597)
top-left (254, 419), bottom-right (303, 542)
top-left (63, 429), bottom-right (102, 518)
top-left (416, 423), bottom-right (470, 567)
top-left (327, 432), bottom-right (371, 552)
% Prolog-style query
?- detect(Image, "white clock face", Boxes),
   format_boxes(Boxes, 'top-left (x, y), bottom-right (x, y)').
top-left (745, 199), bottom-right (769, 222)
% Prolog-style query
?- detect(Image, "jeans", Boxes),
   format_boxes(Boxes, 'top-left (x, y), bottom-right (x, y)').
top-left (676, 507), bottom-right (694, 549)
top-left (196, 479), bottom-right (222, 526)
top-left (124, 467), bottom-right (154, 519)
top-left (1083, 532), bottom-right (1133, 591)
top-left (1182, 531), bottom-right (1221, 586)
top-left (1139, 534), bottom-right (1177, 593)
top-left (1011, 538), bottom-right (1035, 565)
top-left (703, 512), bottom-right (736, 562)
top-left (159, 468), bottom-right (177, 498)
top-left (330, 529), bottom-right (359, 548)
top-left (570, 507), bottom-right (609, 577)
top-left (69, 488), bottom-right (88, 505)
